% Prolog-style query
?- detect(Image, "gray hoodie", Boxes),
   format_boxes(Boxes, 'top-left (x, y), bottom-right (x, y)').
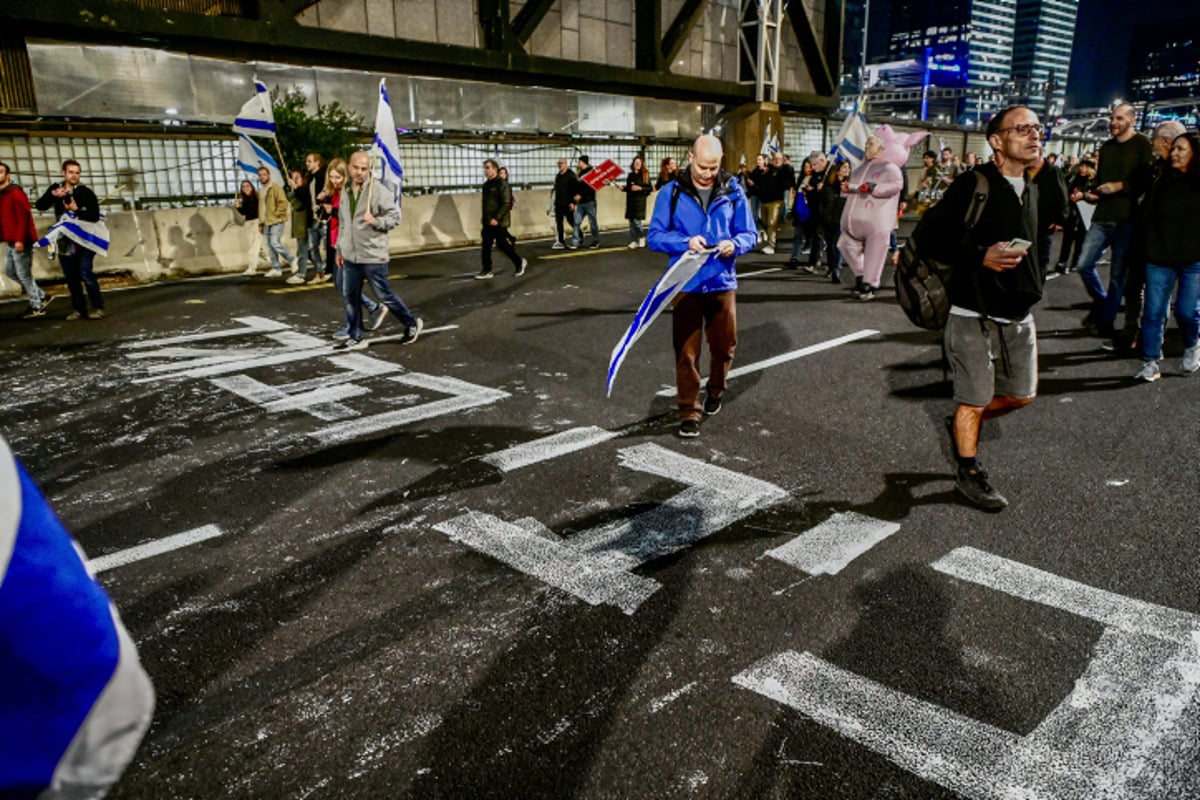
top-left (336, 179), bottom-right (400, 264)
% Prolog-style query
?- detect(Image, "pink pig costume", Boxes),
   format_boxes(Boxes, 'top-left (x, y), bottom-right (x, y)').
top-left (838, 125), bottom-right (930, 290)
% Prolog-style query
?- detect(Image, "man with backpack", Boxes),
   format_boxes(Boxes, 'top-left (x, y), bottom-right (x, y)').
top-left (913, 106), bottom-right (1044, 510)
top-left (647, 134), bottom-right (757, 438)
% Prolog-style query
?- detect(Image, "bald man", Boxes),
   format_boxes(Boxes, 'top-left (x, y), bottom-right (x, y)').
top-left (647, 134), bottom-right (758, 438)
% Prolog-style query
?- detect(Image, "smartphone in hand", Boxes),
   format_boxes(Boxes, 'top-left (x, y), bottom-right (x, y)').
top-left (1002, 238), bottom-right (1033, 254)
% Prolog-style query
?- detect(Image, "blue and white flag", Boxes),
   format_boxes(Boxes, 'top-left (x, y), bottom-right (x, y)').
top-left (232, 79), bottom-right (276, 138)
top-left (607, 248), bottom-right (717, 396)
top-left (236, 133), bottom-right (283, 187)
top-left (760, 121), bottom-right (781, 156)
top-left (371, 79), bottom-right (404, 205)
top-left (833, 110), bottom-right (872, 168)
top-left (0, 434), bottom-right (154, 798)
top-left (36, 212), bottom-right (110, 256)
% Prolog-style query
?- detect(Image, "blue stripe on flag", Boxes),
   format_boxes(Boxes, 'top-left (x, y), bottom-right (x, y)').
top-left (234, 117), bottom-right (276, 135)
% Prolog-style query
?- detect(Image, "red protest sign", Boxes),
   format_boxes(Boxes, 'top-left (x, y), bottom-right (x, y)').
top-left (581, 159), bottom-right (624, 190)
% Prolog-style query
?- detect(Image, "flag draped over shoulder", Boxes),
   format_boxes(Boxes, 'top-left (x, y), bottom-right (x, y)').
top-left (606, 248), bottom-right (717, 396)
top-left (232, 79), bottom-right (276, 138)
top-left (372, 79), bottom-right (404, 205)
top-left (0, 434), bottom-right (154, 799)
top-left (236, 133), bottom-right (283, 186)
top-left (36, 212), bottom-right (110, 256)
top-left (833, 99), bottom-right (871, 168)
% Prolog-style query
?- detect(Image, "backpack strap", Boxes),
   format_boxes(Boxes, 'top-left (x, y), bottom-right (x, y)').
top-left (667, 182), bottom-right (681, 232)
top-left (964, 171), bottom-right (989, 229)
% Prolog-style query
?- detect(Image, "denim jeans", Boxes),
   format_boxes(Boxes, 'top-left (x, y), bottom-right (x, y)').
top-left (572, 202), bottom-right (599, 246)
top-left (334, 262), bottom-right (379, 315)
top-left (58, 248), bottom-right (103, 315)
top-left (1075, 220), bottom-right (1134, 327)
top-left (306, 222), bottom-right (326, 274)
top-left (1140, 261), bottom-right (1200, 361)
top-left (342, 261), bottom-right (417, 340)
top-left (5, 246), bottom-right (44, 309)
top-left (628, 218), bottom-right (646, 242)
top-left (263, 223), bottom-right (294, 269)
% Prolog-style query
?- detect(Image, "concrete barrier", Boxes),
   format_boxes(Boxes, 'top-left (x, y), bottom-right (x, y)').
top-left (0, 185), bottom-right (641, 299)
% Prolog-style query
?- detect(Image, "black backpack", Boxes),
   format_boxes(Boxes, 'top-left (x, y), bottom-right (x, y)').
top-left (893, 172), bottom-right (990, 330)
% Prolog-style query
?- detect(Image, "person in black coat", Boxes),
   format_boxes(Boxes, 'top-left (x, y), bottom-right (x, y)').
top-left (34, 159), bottom-right (105, 320)
top-left (1057, 159), bottom-right (1095, 273)
top-left (816, 161), bottom-right (851, 283)
top-left (618, 155), bottom-right (652, 248)
top-left (551, 158), bottom-right (577, 249)
top-left (1031, 155), bottom-right (1068, 277)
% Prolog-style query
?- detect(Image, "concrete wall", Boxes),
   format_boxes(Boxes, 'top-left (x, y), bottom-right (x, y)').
top-left (0, 187), bottom-right (632, 298)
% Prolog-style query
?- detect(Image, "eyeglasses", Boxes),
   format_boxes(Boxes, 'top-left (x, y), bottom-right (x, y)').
top-left (996, 123), bottom-right (1044, 137)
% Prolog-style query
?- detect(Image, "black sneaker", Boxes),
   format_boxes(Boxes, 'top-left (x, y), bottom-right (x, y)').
top-left (678, 419), bottom-right (700, 438)
top-left (400, 318), bottom-right (423, 345)
top-left (703, 394), bottom-right (722, 416)
top-left (588, 241), bottom-right (601, 249)
top-left (955, 464), bottom-right (1008, 510)
top-left (332, 338), bottom-right (368, 352)
top-left (786, 257), bottom-right (800, 269)
top-left (858, 286), bottom-right (876, 301)
top-left (475, 270), bottom-right (494, 280)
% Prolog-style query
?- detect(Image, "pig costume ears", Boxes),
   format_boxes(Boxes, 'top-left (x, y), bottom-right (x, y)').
top-left (873, 124), bottom-right (931, 167)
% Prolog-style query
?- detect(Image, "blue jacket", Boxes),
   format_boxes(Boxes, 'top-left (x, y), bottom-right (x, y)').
top-left (648, 169), bottom-right (758, 293)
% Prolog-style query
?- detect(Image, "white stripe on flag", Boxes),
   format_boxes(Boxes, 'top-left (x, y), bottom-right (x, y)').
top-left (236, 134), bottom-right (282, 187)
top-left (372, 79), bottom-right (404, 205)
top-left (232, 79), bottom-right (276, 137)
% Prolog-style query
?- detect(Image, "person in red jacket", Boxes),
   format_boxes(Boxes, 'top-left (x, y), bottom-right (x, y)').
top-left (0, 162), bottom-right (49, 318)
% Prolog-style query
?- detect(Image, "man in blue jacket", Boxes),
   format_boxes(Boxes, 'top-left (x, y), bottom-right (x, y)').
top-left (648, 134), bottom-right (758, 438)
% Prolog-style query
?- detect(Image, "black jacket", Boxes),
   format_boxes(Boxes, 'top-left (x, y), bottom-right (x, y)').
top-left (553, 169), bottom-right (577, 211)
top-left (919, 163), bottom-right (1042, 320)
top-left (624, 171), bottom-right (652, 220)
top-left (481, 177), bottom-right (513, 228)
top-left (574, 167), bottom-right (597, 204)
top-left (1143, 168), bottom-right (1200, 267)
top-left (1033, 161), bottom-right (1069, 229)
top-left (34, 182), bottom-right (100, 222)
top-left (756, 164), bottom-right (793, 203)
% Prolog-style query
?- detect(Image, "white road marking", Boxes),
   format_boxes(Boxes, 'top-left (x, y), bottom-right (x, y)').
top-left (765, 511), bottom-right (900, 576)
top-left (735, 546), bottom-right (1200, 800)
top-left (308, 373), bottom-right (509, 445)
top-left (655, 329), bottom-right (881, 396)
top-left (436, 443), bottom-right (788, 614)
top-left (739, 267), bottom-right (784, 278)
top-left (122, 316), bottom-right (290, 349)
top-left (649, 681), bottom-right (699, 713)
top-left (481, 426), bottom-right (620, 472)
top-left (87, 524), bottom-right (224, 573)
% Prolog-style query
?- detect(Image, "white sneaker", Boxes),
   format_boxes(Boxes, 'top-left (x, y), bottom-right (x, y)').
top-left (242, 266), bottom-right (257, 276)
top-left (627, 241), bottom-right (639, 249)
top-left (551, 241), bottom-right (565, 250)
top-left (289, 263), bottom-right (300, 275)
top-left (515, 258), bottom-right (527, 277)
top-left (265, 268), bottom-right (283, 278)
top-left (762, 246), bottom-right (775, 255)
top-left (639, 237), bottom-right (647, 248)
top-left (1135, 360), bottom-right (1161, 382)
top-left (1183, 345), bottom-right (1200, 374)
top-left (286, 274), bottom-right (306, 285)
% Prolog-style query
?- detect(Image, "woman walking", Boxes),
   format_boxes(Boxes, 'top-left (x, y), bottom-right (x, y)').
top-left (817, 161), bottom-right (851, 284)
top-left (620, 155), bottom-right (652, 248)
top-left (233, 180), bottom-right (263, 274)
top-left (1135, 131), bottom-right (1200, 382)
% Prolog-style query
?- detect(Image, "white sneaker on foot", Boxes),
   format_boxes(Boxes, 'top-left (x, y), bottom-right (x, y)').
top-left (265, 268), bottom-right (283, 278)
top-left (286, 274), bottom-right (306, 285)
top-left (1135, 360), bottom-right (1161, 382)
top-left (1183, 345), bottom-right (1200, 374)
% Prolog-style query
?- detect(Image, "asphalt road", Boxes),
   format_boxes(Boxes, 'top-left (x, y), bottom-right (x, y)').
top-left (3, 232), bottom-right (1198, 800)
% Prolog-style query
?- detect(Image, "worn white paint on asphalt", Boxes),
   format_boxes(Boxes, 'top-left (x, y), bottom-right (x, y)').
top-left (435, 443), bottom-right (788, 614)
top-left (308, 373), bottom-right (510, 445)
top-left (734, 546), bottom-right (1200, 799)
top-left (765, 511), bottom-right (900, 576)
top-left (87, 524), bottom-right (225, 573)
top-left (122, 315), bottom-right (290, 349)
top-left (654, 329), bottom-right (881, 396)
top-left (481, 426), bottom-right (621, 472)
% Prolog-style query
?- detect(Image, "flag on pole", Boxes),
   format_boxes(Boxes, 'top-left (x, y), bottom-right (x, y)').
top-left (606, 248), bottom-right (718, 396)
top-left (232, 79), bottom-right (276, 138)
top-left (36, 213), bottom-right (110, 256)
top-left (0, 433), bottom-right (154, 799)
top-left (832, 107), bottom-right (872, 168)
top-left (371, 79), bottom-right (404, 205)
top-left (760, 121), bottom-right (781, 156)
top-left (235, 133), bottom-right (283, 187)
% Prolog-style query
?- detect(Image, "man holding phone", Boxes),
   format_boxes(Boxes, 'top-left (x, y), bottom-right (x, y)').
top-left (917, 106), bottom-right (1045, 510)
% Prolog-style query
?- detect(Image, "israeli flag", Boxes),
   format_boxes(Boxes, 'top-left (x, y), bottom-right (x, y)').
top-left (606, 248), bottom-right (717, 396)
top-left (236, 133), bottom-right (283, 187)
top-left (232, 79), bottom-right (276, 138)
top-left (0, 434), bottom-right (155, 798)
top-left (36, 212), bottom-right (110, 256)
top-left (833, 111), bottom-right (872, 168)
top-left (371, 79), bottom-right (404, 205)
top-left (760, 120), bottom-right (781, 156)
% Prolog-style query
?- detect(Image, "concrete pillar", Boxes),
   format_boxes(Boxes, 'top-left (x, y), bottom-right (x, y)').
top-left (720, 102), bottom-right (784, 172)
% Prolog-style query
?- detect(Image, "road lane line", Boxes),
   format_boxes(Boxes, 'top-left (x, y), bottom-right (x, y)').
top-left (765, 512), bottom-right (900, 576)
top-left (87, 524), bottom-right (224, 573)
top-left (481, 426), bottom-right (620, 472)
top-left (655, 329), bottom-right (880, 396)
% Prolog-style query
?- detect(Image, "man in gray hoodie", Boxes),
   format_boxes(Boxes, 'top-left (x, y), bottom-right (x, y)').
top-left (334, 151), bottom-right (422, 351)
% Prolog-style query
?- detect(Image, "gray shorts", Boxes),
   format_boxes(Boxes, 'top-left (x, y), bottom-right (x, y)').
top-left (944, 314), bottom-right (1038, 408)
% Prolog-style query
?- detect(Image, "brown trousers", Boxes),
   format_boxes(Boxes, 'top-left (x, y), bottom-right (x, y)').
top-left (672, 290), bottom-right (737, 421)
